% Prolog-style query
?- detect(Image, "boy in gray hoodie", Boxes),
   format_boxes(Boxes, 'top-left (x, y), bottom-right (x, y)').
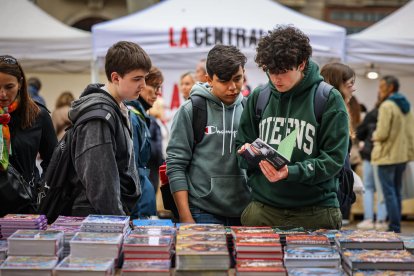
top-left (166, 45), bottom-right (251, 225)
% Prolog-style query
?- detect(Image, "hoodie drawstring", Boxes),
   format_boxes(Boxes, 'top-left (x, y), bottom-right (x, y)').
top-left (221, 102), bottom-right (226, 156)
top-left (229, 106), bottom-right (236, 154)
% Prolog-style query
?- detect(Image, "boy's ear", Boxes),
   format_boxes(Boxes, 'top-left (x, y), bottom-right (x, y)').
top-left (110, 72), bottom-right (120, 84)
top-left (206, 75), bottom-right (213, 85)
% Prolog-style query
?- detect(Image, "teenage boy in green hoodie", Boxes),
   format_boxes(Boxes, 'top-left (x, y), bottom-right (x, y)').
top-left (166, 45), bottom-right (251, 226)
top-left (236, 25), bottom-right (349, 230)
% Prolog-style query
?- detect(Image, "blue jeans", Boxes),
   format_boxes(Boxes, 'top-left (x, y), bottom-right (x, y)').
top-left (377, 163), bottom-right (406, 233)
top-left (189, 204), bottom-right (242, 226)
top-left (363, 160), bottom-right (387, 221)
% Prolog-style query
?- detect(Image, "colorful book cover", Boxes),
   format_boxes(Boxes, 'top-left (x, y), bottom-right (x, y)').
top-left (235, 237), bottom-right (282, 251)
top-left (82, 215), bottom-right (129, 225)
top-left (132, 219), bottom-right (174, 228)
top-left (124, 236), bottom-right (172, 248)
top-left (70, 232), bottom-right (123, 244)
top-left (8, 229), bottom-right (64, 241)
top-left (177, 233), bottom-right (226, 243)
top-left (336, 230), bottom-right (404, 249)
top-left (236, 259), bottom-right (285, 272)
top-left (288, 267), bottom-right (344, 275)
top-left (284, 245), bottom-right (340, 259)
top-left (178, 224), bottom-right (226, 234)
top-left (176, 242), bottom-right (229, 255)
top-left (122, 259), bottom-right (171, 272)
top-left (353, 270), bottom-right (414, 276)
top-left (0, 256), bottom-right (58, 269)
top-left (231, 226), bottom-right (278, 238)
top-left (286, 234), bottom-right (331, 246)
top-left (342, 249), bottom-right (414, 270)
top-left (52, 216), bottom-right (85, 226)
top-left (129, 227), bottom-right (176, 237)
top-left (54, 256), bottom-right (114, 271)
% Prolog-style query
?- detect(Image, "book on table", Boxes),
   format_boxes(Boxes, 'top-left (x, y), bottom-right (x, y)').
top-left (0, 256), bottom-right (58, 276)
top-left (123, 235), bottom-right (173, 252)
top-left (285, 234), bottom-right (331, 247)
top-left (287, 267), bottom-right (344, 276)
top-left (335, 230), bottom-right (404, 250)
top-left (70, 232), bottom-right (123, 259)
top-left (236, 259), bottom-right (286, 276)
top-left (341, 249), bottom-right (414, 272)
top-left (240, 129), bottom-right (297, 170)
top-left (7, 229), bottom-right (64, 257)
top-left (175, 242), bottom-right (229, 271)
top-left (121, 259), bottom-right (171, 276)
top-left (53, 256), bottom-right (114, 276)
top-left (283, 245), bottom-right (341, 268)
top-left (235, 236), bottom-right (282, 252)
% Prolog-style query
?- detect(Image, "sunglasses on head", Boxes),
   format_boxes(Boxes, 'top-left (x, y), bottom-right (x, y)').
top-left (0, 55), bottom-right (18, 65)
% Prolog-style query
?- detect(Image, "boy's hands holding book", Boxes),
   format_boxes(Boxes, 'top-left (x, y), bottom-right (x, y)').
top-left (259, 160), bottom-right (288, 182)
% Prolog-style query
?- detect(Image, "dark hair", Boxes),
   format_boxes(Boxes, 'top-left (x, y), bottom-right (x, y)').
top-left (255, 25), bottom-right (312, 74)
top-left (105, 41), bottom-right (152, 81)
top-left (145, 66), bottom-right (164, 88)
top-left (382, 75), bottom-right (399, 92)
top-left (320, 63), bottom-right (355, 94)
top-left (55, 91), bottom-right (75, 109)
top-left (206, 45), bottom-right (247, 82)
top-left (28, 77), bottom-right (41, 90)
top-left (0, 55), bottom-right (40, 129)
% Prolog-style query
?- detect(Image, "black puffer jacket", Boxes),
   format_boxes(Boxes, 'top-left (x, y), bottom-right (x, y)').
top-left (69, 84), bottom-right (141, 216)
top-left (356, 108), bottom-right (378, 161)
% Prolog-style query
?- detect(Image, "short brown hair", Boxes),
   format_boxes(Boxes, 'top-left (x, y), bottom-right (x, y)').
top-left (105, 41), bottom-right (152, 81)
top-left (145, 66), bottom-right (164, 88)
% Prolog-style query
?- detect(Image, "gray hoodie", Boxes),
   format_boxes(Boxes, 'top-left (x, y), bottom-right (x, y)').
top-left (68, 84), bottom-right (141, 216)
top-left (166, 83), bottom-right (251, 217)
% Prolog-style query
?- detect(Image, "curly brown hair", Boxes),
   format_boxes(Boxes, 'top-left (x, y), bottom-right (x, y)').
top-left (255, 25), bottom-right (312, 74)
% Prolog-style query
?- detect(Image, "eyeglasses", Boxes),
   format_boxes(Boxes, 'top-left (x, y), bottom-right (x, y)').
top-left (0, 55), bottom-right (18, 65)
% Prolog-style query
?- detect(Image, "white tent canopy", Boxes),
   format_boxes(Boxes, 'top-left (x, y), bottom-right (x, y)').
top-left (0, 0), bottom-right (92, 73)
top-left (346, 0), bottom-right (414, 76)
top-left (92, 0), bottom-right (346, 70)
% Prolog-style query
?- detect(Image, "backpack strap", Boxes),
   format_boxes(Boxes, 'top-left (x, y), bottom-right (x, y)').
top-left (314, 81), bottom-right (333, 124)
top-left (255, 83), bottom-right (271, 121)
top-left (190, 95), bottom-right (207, 145)
top-left (74, 108), bottom-right (116, 133)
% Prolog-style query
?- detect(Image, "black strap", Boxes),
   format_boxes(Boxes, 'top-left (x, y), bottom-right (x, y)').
top-left (74, 108), bottom-right (116, 133)
top-left (255, 83), bottom-right (271, 120)
top-left (314, 81), bottom-right (333, 124)
top-left (190, 95), bottom-right (207, 145)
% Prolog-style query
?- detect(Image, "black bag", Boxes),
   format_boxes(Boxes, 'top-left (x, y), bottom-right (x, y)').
top-left (38, 108), bottom-right (116, 223)
top-left (0, 164), bottom-right (37, 217)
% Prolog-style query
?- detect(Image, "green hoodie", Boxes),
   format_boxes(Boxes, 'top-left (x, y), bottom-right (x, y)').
top-left (235, 60), bottom-right (349, 209)
top-left (166, 83), bottom-right (251, 217)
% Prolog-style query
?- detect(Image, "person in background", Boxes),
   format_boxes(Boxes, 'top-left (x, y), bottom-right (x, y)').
top-left (52, 91), bottom-right (75, 140)
top-left (167, 44), bottom-right (251, 225)
top-left (68, 41), bottom-right (149, 216)
top-left (236, 26), bottom-right (348, 229)
top-left (195, 58), bottom-right (208, 83)
top-left (127, 66), bottom-right (163, 219)
top-left (371, 75), bottom-right (414, 233)
top-left (356, 96), bottom-right (388, 231)
top-left (0, 55), bottom-right (57, 216)
top-left (320, 62), bottom-right (357, 226)
top-left (179, 72), bottom-right (195, 100)
top-left (28, 77), bottom-right (46, 107)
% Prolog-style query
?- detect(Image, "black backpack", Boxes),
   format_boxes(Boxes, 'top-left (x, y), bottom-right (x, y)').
top-left (254, 81), bottom-right (356, 215)
top-left (38, 108), bottom-right (116, 223)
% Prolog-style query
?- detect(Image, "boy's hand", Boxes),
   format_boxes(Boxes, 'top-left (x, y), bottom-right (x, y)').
top-left (237, 143), bottom-right (251, 154)
top-left (259, 160), bottom-right (288, 182)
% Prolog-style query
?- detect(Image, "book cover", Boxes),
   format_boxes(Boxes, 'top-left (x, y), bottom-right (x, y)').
top-left (176, 242), bottom-right (229, 255)
top-left (7, 230), bottom-right (64, 256)
top-left (336, 230), bottom-right (404, 250)
top-left (70, 232), bottom-right (123, 244)
top-left (342, 249), bottom-right (414, 271)
top-left (352, 270), bottom-right (414, 276)
top-left (177, 233), bottom-right (227, 243)
top-left (235, 237), bottom-right (282, 252)
top-left (52, 216), bottom-right (85, 226)
top-left (0, 256), bottom-right (58, 270)
top-left (122, 259), bottom-right (171, 272)
top-left (132, 219), bottom-right (174, 228)
top-left (123, 236), bottom-right (172, 251)
top-left (236, 259), bottom-right (285, 274)
top-left (284, 245), bottom-right (341, 268)
top-left (287, 267), bottom-right (344, 275)
top-left (231, 226), bottom-right (278, 238)
top-left (129, 227), bottom-right (176, 237)
top-left (241, 129), bottom-right (297, 170)
top-left (178, 224), bottom-right (226, 234)
top-left (286, 235), bottom-right (331, 246)
top-left (54, 256), bottom-right (114, 272)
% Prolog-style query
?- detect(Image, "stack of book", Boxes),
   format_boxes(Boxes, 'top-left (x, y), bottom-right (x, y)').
top-left (231, 226), bottom-right (283, 260)
top-left (273, 227), bottom-right (308, 246)
top-left (287, 267), bottom-right (345, 275)
top-left (335, 230), bottom-right (414, 274)
top-left (69, 232), bottom-right (123, 264)
top-left (48, 216), bottom-right (85, 257)
top-left (7, 230), bottom-right (64, 258)
top-left (341, 249), bottom-right (414, 274)
top-left (53, 256), bottom-right (115, 276)
top-left (0, 256), bottom-right (58, 276)
top-left (80, 215), bottom-right (130, 236)
top-left (0, 214), bottom-right (47, 239)
top-left (122, 259), bottom-right (171, 276)
top-left (284, 234), bottom-right (341, 270)
top-left (175, 224), bottom-right (229, 275)
top-left (400, 234), bottom-right (414, 254)
top-left (123, 227), bottom-right (175, 259)
top-left (132, 219), bottom-right (174, 229)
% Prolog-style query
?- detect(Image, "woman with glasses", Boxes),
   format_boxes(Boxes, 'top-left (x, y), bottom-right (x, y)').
top-left (0, 55), bottom-right (57, 216)
top-left (126, 66), bottom-right (163, 219)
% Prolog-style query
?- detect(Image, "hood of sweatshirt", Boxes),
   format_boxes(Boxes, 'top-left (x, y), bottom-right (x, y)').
top-left (69, 84), bottom-right (122, 123)
top-left (388, 92), bottom-right (410, 114)
top-left (190, 82), bottom-right (245, 155)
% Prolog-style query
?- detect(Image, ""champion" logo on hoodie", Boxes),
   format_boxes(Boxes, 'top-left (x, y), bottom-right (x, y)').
top-left (205, 126), bottom-right (237, 136)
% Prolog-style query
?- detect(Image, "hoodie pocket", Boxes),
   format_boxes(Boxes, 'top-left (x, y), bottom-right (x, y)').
top-left (196, 175), bottom-right (251, 216)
